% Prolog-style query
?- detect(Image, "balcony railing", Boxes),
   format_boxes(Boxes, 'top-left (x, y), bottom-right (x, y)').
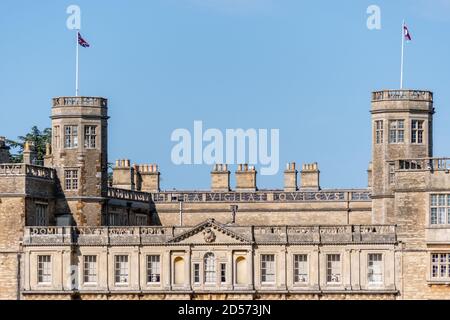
top-left (372, 90), bottom-right (433, 102)
top-left (0, 164), bottom-right (55, 180)
top-left (24, 224), bottom-right (396, 246)
top-left (52, 97), bottom-right (107, 108)
top-left (397, 158), bottom-right (450, 172)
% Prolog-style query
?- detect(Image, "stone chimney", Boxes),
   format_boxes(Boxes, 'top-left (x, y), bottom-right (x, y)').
top-left (0, 137), bottom-right (10, 163)
top-left (284, 162), bottom-right (298, 192)
top-left (235, 164), bottom-right (257, 192)
top-left (23, 141), bottom-right (37, 165)
top-left (211, 164), bottom-right (230, 192)
top-left (112, 159), bottom-right (135, 190)
top-left (300, 162), bottom-right (320, 191)
top-left (135, 164), bottom-right (160, 193)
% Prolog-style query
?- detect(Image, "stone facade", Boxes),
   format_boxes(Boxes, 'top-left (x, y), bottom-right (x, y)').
top-left (0, 90), bottom-right (449, 300)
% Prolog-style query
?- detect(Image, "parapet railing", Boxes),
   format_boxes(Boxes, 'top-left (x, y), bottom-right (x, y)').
top-left (107, 187), bottom-right (152, 203)
top-left (52, 97), bottom-right (107, 108)
top-left (23, 224), bottom-right (396, 246)
top-left (396, 158), bottom-right (450, 172)
top-left (372, 90), bottom-right (433, 102)
top-left (0, 164), bottom-right (55, 180)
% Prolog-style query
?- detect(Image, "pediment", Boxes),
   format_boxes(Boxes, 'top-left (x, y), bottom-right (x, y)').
top-left (168, 219), bottom-right (252, 244)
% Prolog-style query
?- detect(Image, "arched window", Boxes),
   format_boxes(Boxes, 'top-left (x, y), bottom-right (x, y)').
top-left (236, 256), bottom-right (247, 285)
top-left (204, 253), bottom-right (216, 284)
top-left (174, 257), bottom-right (185, 285)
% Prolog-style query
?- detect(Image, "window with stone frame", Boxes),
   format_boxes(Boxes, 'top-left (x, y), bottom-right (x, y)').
top-left (64, 125), bottom-right (78, 148)
top-left (64, 169), bottom-right (79, 191)
top-left (411, 120), bottom-right (424, 144)
top-left (136, 214), bottom-right (148, 226)
top-left (293, 254), bottom-right (308, 283)
top-left (220, 263), bottom-right (226, 283)
top-left (389, 120), bottom-right (405, 143)
top-left (37, 255), bottom-right (52, 284)
top-left (147, 255), bottom-right (161, 283)
top-left (84, 125), bottom-right (97, 149)
top-left (35, 203), bottom-right (48, 226)
top-left (430, 194), bottom-right (450, 225)
top-left (261, 254), bottom-right (275, 283)
top-left (114, 255), bottom-right (129, 284)
top-left (193, 263), bottom-right (200, 284)
top-left (368, 253), bottom-right (383, 284)
top-left (375, 120), bottom-right (384, 144)
top-left (83, 255), bottom-right (97, 284)
top-left (431, 253), bottom-right (450, 280)
top-left (326, 254), bottom-right (341, 283)
top-left (204, 253), bottom-right (216, 284)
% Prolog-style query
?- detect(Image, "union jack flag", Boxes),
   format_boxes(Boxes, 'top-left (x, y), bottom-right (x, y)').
top-left (78, 32), bottom-right (90, 48)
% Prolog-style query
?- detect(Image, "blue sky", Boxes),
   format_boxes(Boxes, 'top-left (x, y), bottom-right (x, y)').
top-left (1, 0), bottom-right (449, 190)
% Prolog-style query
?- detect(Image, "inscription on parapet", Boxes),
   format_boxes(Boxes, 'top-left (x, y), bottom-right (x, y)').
top-left (150, 191), bottom-right (369, 203)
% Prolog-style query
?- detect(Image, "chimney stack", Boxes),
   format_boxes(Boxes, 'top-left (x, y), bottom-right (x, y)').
top-left (235, 164), bottom-right (257, 192)
top-left (284, 162), bottom-right (298, 192)
top-left (300, 162), bottom-right (320, 191)
top-left (211, 164), bottom-right (230, 192)
top-left (112, 159), bottom-right (135, 190)
top-left (135, 164), bottom-right (160, 193)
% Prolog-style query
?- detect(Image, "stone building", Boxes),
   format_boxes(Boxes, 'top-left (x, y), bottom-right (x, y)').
top-left (0, 90), bottom-right (449, 300)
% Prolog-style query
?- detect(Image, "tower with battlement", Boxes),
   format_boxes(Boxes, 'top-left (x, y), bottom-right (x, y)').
top-left (48, 97), bottom-right (109, 226)
top-left (370, 90), bottom-right (434, 224)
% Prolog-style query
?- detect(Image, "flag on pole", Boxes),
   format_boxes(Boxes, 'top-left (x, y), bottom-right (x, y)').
top-left (78, 32), bottom-right (90, 48)
top-left (403, 23), bottom-right (412, 41)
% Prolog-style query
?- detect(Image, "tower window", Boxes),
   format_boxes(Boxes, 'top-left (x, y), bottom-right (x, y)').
top-left (389, 163), bottom-right (396, 184)
top-left (84, 126), bottom-right (97, 148)
top-left (430, 194), bottom-right (450, 225)
top-left (389, 120), bottom-right (404, 143)
top-left (65, 170), bottom-right (79, 190)
top-left (411, 120), bottom-right (424, 144)
top-left (35, 203), bottom-right (48, 226)
top-left (375, 120), bottom-right (384, 144)
top-left (64, 125), bottom-right (78, 148)
top-left (53, 126), bottom-right (60, 149)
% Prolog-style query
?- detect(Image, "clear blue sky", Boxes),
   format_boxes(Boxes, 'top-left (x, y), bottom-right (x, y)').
top-left (1, 0), bottom-right (450, 190)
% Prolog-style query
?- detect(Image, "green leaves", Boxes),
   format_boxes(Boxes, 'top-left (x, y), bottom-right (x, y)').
top-left (6, 126), bottom-right (52, 163)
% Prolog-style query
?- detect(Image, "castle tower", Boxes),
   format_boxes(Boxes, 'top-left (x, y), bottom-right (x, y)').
top-left (50, 97), bottom-right (109, 226)
top-left (371, 90), bottom-right (434, 223)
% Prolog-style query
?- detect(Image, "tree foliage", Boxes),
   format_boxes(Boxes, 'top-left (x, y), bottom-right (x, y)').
top-left (6, 126), bottom-right (52, 163)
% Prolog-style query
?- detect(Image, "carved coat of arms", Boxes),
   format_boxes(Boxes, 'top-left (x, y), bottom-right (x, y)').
top-left (203, 227), bottom-right (216, 243)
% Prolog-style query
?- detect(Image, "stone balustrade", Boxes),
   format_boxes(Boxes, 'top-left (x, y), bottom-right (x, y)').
top-left (372, 90), bottom-right (433, 102)
top-left (52, 97), bottom-right (107, 107)
top-left (24, 224), bottom-right (396, 246)
top-left (0, 164), bottom-right (55, 180)
top-left (397, 158), bottom-right (450, 172)
top-left (107, 187), bottom-right (151, 203)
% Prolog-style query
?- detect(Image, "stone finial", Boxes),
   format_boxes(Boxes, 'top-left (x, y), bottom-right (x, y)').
top-left (45, 143), bottom-right (51, 156)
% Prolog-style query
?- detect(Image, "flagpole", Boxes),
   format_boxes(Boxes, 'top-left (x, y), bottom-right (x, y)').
top-left (76, 30), bottom-right (79, 97)
top-left (400, 19), bottom-right (405, 89)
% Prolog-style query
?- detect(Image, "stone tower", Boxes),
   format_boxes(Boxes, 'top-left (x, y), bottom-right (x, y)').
top-left (370, 90), bottom-right (434, 224)
top-left (49, 97), bottom-right (109, 226)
